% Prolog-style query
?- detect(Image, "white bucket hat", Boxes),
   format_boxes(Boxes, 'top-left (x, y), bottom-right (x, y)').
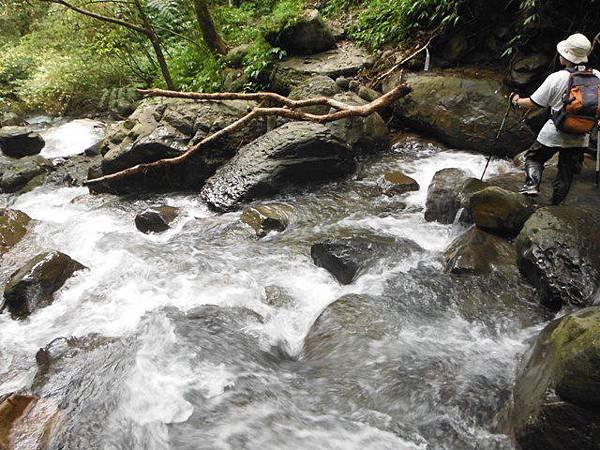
top-left (557, 33), bottom-right (592, 64)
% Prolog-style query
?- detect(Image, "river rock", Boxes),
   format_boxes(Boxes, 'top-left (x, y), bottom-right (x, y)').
top-left (241, 203), bottom-right (294, 237)
top-left (357, 85), bottom-right (381, 103)
top-left (377, 171), bottom-right (419, 196)
top-left (270, 43), bottom-right (375, 94)
top-left (0, 209), bottom-right (30, 255)
top-left (0, 126), bottom-right (45, 158)
top-left (0, 393), bottom-right (38, 449)
top-left (444, 226), bottom-right (516, 275)
top-left (90, 98), bottom-right (267, 194)
top-left (224, 44), bottom-right (250, 68)
top-left (311, 235), bottom-right (419, 284)
top-left (424, 168), bottom-right (469, 223)
top-left (516, 205), bottom-right (600, 310)
top-left (200, 121), bottom-right (353, 212)
top-left (0, 155), bottom-right (51, 193)
top-left (288, 75), bottom-right (341, 115)
top-left (509, 53), bottom-right (550, 87)
top-left (468, 186), bottom-right (535, 236)
top-left (265, 9), bottom-right (335, 56)
top-left (3, 251), bottom-right (86, 319)
top-left (134, 205), bottom-right (180, 233)
top-left (511, 307), bottom-right (600, 450)
top-left (385, 72), bottom-right (535, 156)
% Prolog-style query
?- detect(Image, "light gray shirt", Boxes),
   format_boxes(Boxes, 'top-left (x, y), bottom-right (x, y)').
top-left (530, 67), bottom-right (600, 148)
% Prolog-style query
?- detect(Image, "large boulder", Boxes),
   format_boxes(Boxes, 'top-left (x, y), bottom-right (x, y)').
top-left (468, 186), bottom-right (535, 236)
top-left (288, 75), bottom-right (341, 115)
top-left (3, 251), bottom-right (86, 319)
top-left (0, 209), bottom-right (30, 255)
top-left (265, 9), bottom-right (335, 56)
top-left (311, 235), bottom-right (420, 284)
top-left (516, 206), bottom-right (600, 310)
top-left (240, 202), bottom-right (294, 238)
top-left (385, 72), bottom-right (535, 156)
top-left (510, 307), bottom-right (600, 450)
top-left (444, 226), bottom-right (516, 275)
top-left (0, 155), bottom-right (51, 193)
top-left (0, 126), bottom-right (45, 158)
top-left (90, 98), bottom-right (267, 194)
top-left (270, 43), bottom-right (375, 94)
top-left (200, 121), bottom-right (353, 212)
top-left (134, 205), bottom-right (180, 233)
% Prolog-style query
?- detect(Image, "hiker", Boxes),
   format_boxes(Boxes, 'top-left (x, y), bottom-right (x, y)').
top-left (511, 33), bottom-right (600, 204)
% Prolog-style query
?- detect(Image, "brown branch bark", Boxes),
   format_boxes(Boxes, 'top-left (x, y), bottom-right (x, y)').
top-left (84, 83), bottom-right (410, 187)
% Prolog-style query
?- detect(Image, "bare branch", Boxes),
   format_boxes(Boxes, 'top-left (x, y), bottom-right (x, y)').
top-left (85, 84), bottom-right (411, 187)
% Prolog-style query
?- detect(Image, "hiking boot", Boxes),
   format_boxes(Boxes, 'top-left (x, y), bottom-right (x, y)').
top-left (519, 184), bottom-right (540, 196)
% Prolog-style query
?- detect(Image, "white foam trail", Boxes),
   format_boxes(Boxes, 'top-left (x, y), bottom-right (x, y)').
top-left (40, 119), bottom-right (105, 158)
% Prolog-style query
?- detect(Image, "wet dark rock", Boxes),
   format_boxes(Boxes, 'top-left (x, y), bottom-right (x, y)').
top-left (90, 98), bottom-right (266, 194)
top-left (385, 72), bottom-right (535, 157)
top-left (0, 209), bottom-right (30, 255)
top-left (445, 226), bottom-right (517, 275)
top-left (270, 44), bottom-right (374, 94)
top-left (0, 126), bottom-right (45, 158)
top-left (265, 9), bottom-right (335, 56)
top-left (511, 307), bottom-right (600, 450)
top-left (240, 202), bottom-right (294, 238)
top-left (134, 205), bottom-right (180, 233)
top-left (3, 251), bottom-right (86, 319)
top-left (0, 393), bottom-right (38, 449)
top-left (335, 76), bottom-right (350, 90)
top-left (424, 168), bottom-right (469, 223)
top-left (288, 75), bottom-right (341, 115)
top-left (378, 171), bottom-right (419, 196)
top-left (0, 155), bottom-right (51, 193)
top-left (311, 235), bottom-right (419, 284)
top-left (325, 92), bottom-right (389, 153)
top-left (468, 186), bottom-right (535, 236)
top-left (201, 121), bottom-right (353, 212)
top-left (516, 206), bottom-right (600, 310)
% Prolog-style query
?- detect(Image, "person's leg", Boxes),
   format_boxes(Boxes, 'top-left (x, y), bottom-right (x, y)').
top-left (521, 142), bottom-right (557, 195)
top-left (552, 148), bottom-right (584, 204)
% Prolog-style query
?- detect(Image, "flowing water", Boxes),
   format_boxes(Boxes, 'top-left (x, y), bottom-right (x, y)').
top-left (0, 122), bottom-right (547, 450)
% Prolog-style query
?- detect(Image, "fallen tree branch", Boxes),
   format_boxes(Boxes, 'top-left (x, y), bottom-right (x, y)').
top-left (84, 83), bottom-right (411, 187)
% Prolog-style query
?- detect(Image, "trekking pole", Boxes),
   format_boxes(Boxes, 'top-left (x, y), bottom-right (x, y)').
top-left (480, 98), bottom-right (513, 181)
top-left (596, 122), bottom-right (600, 187)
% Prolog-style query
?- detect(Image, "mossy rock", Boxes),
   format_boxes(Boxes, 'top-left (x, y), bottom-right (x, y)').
top-left (240, 202), bottom-right (294, 238)
top-left (0, 209), bottom-right (30, 255)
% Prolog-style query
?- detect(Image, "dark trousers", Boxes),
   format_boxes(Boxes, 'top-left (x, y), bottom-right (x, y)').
top-left (524, 142), bottom-right (584, 204)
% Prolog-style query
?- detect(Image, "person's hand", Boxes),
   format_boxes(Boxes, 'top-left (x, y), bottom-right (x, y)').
top-left (510, 92), bottom-right (520, 107)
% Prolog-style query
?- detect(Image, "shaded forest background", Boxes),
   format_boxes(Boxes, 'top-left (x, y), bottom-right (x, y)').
top-left (0, 0), bottom-right (599, 116)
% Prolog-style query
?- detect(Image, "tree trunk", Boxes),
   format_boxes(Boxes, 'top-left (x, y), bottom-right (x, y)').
top-left (192, 0), bottom-right (228, 55)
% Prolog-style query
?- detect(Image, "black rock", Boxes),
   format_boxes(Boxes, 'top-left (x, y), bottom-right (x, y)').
top-left (3, 251), bottom-right (86, 319)
top-left (0, 156), bottom-right (50, 193)
top-left (0, 126), bottom-right (45, 158)
top-left (134, 205), bottom-right (179, 233)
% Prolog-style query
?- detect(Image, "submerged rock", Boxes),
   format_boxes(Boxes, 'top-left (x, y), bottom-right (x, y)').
top-left (468, 186), bottom-right (535, 236)
top-left (311, 235), bottom-right (419, 284)
top-left (0, 126), bottom-right (45, 158)
top-left (3, 251), bottom-right (86, 319)
top-left (385, 72), bottom-right (535, 156)
top-left (240, 202), bottom-right (294, 237)
top-left (270, 43), bottom-right (374, 93)
top-left (134, 205), bottom-right (180, 233)
top-left (516, 206), bottom-right (600, 310)
top-left (265, 9), bottom-right (335, 56)
top-left (91, 98), bottom-right (266, 194)
top-left (0, 209), bottom-right (30, 255)
top-left (445, 226), bottom-right (516, 275)
top-left (511, 307), bottom-right (600, 450)
top-left (378, 171), bottom-right (419, 196)
top-left (201, 121), bottom-right (353, 212)
top-left (0, 155), bottom-right (51, 193)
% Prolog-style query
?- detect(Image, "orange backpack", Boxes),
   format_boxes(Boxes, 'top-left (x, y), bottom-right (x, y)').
top-left (553, 68), bottom-right (600, 134)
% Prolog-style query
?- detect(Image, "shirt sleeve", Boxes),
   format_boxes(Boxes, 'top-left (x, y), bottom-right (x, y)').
top-left (530, 73), bottom-right (557, 108)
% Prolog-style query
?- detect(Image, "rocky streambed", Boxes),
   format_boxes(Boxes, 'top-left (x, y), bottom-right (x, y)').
top-left (1, 69), bottom-right (599, 449)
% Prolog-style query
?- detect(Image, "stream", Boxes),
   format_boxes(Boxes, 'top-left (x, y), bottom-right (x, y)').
top-left (0, 119), bottom-right (547, 450)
